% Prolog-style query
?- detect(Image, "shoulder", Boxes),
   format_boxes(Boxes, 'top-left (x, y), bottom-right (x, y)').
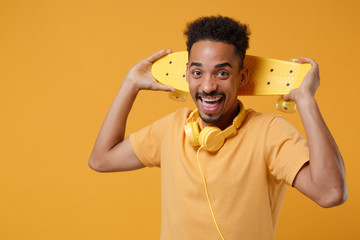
top-left (129, 107), bottom-right (192, 146)
top-left (242, 109), bottom-right (298, 135)
top-left (243, 109), bottom-right (280, 127)
top-left (154, 107), bottom-right (192, 124)
top-left (171, 107), bottom-right (193, 120)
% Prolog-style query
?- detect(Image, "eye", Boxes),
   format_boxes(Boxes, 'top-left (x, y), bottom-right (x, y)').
top-left (192, 70), bottom-right (202, 77)
top-left (217, 70), bottom-right (229, 78)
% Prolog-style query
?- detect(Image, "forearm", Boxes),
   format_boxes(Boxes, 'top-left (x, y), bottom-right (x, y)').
top-left (297, 96), bottom-right (347, 205)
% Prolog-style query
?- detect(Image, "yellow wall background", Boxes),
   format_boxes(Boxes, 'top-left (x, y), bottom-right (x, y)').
top-left (1, 0), bottom-right (359, 239)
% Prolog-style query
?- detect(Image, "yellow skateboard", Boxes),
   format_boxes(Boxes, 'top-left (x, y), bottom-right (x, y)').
top-left (151, 51), bottom-right (311, 113)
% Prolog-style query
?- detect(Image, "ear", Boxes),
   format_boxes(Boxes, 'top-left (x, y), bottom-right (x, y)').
top-left (237, 66), bottom-right (249, 94)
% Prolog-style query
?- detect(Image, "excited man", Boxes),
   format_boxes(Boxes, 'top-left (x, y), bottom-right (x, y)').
top-left (89, 16), bottom-right (347, 239)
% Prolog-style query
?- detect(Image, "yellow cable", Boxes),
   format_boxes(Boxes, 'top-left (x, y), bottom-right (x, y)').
top-left (197, 146), bottom-right (225, 240)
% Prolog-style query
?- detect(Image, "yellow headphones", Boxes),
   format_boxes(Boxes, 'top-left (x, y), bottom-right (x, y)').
top-left (184, 101), bottom-right (246, 152)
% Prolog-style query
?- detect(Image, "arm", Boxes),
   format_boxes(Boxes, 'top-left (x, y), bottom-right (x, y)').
top-left (284, 57), bottom-right (348, 207)
top-left (88, 49), bottom-right (174, 172)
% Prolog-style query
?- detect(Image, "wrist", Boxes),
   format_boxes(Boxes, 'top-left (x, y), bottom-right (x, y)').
top-left (296, 94), bottom-right (317, 111)
top-left (122, 77), bottom-right (141, 95)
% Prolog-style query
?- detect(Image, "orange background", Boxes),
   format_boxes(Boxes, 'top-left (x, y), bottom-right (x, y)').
top-left (1, 0), bottom-right (359, 239)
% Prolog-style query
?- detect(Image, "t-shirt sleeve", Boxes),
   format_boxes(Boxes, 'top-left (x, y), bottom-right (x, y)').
top-left (265, 115), bottom-right (309, 186)
top-left (129, 108), bottom-right (188, 168)
top-left (129, 118), bottom-right (166, 168)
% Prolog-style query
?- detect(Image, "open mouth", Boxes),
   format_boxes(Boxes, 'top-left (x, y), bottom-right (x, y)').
top-left (196, 93), bottom-right (225, 113)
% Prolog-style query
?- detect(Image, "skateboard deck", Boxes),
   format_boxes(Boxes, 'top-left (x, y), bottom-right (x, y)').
top-left (151, 51), bottom-right (311, 112)
top-left (152, 51), bottom-right (311, 94)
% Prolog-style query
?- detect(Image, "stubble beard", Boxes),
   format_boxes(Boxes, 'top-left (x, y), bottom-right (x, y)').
top-left (199, 111), bottom-right (223, 124)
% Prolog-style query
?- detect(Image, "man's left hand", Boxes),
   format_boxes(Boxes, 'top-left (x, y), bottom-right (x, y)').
top-left (283, 57), bottom-right (320, 103)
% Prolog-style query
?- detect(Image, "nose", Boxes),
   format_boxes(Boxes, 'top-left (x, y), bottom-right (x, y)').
top-left (201, 75), bottom-right (217, 93)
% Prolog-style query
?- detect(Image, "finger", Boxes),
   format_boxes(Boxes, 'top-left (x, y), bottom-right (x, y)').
top-left (146, 49), bottom-right (172, 63)
top-left (299, 56), bottom-right (318, 68)
top-left (150, 82), bottom-right (175, 92)
top-left (283, 92), bottom-right (291, 101)
top-left (283, 93), bottom-right (288, 101)
top-left (299, 57), bottom-right (319, 78)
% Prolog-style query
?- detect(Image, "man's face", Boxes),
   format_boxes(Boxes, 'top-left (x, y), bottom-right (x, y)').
top-left (186, 40), bottom-right (247, 129)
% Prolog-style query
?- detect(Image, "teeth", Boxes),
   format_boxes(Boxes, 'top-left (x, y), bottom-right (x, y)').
top-left (201, 96), bottom-right (222, 102)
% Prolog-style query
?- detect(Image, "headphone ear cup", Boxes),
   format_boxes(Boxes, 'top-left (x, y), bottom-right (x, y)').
top-left (184, 121), bottom-right (201, 147)
top-left (199, 127), bottom-right (225, 152)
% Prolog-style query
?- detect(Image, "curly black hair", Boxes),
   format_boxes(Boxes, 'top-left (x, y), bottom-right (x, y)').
top-left (184, 16), bottom-right (250, 67)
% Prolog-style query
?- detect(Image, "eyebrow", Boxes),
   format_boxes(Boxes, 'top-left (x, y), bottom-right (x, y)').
top-left (189, 62), bottom-right (202, 67)
top-left (215, 62), bottom-right (232, 68)
top-left (189, 62), bottom-right (232, 68)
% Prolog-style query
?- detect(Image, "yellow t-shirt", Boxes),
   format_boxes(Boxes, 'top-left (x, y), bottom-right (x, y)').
top-left (129, 107), bottom-right (309, 240)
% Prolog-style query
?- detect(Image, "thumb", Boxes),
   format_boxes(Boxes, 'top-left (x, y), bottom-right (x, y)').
top-left (283, 93), bottom-right (290, 101)
top-left (283, 89), bottom-right (295, 102)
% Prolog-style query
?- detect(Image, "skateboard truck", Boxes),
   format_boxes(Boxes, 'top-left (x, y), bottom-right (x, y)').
top-left (276, 97), bottom-right (296, 113)
top-left (168, 89), bottom-right (188, 102)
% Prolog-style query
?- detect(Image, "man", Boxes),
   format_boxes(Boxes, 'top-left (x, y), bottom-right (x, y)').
top-left (89, 16), bottom-right (347, 239)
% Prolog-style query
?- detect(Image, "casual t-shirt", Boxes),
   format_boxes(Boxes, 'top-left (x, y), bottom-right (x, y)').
top-left (129, 107), bottom-right (309, 240)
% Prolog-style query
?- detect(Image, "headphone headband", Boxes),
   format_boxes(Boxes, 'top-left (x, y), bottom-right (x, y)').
top-left (185, 109), bottom-right (199, 124)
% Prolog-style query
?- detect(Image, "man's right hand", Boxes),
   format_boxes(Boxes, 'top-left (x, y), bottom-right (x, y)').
top-left (89, 49), bottom-right (175, 172)
top-left (124, 49), bottom-right (175, 93)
